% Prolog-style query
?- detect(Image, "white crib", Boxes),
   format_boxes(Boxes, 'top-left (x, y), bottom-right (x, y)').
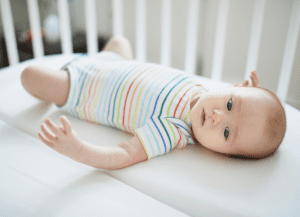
top-left (0, 0), bottom-right (300, 216)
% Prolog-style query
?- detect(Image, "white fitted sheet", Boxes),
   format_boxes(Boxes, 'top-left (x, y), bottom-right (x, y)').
top-left (0, 54), bottom-right (300, 216)
top-left (0, 119), bottom-right (187, 217)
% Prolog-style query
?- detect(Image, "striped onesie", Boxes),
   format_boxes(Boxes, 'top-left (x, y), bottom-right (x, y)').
top-left (58, 51), bottom-right (203, 159)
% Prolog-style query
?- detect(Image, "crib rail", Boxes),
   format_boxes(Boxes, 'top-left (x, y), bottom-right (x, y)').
top-left (135, 0), bottom-right (147, 62)
top-left (112, 0), bottom-right (123, 38)
top-left (1, 0), bottom-right (300, 104)
top-left (85, 0), bottom-right (98, 54)
top-left (0, 0), bottom-right (18, 65)
top-left (211, 0), bottom-right (230, 81)
top-left (184, 0), bottom-right (200, 75)
top-left (58, 0), bottom-right (73, 55)
top-left (244, 0), bottom-right (266, 81)
top-left (277, 0), bottom-right (300, 104)
top-left (27, 0), bottom-right (44, 58)
top-left (160, 0), bottom-right (172, 67)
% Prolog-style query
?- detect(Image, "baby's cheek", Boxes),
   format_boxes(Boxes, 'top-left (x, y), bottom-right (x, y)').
top-left (200, 132), bottom-right (224, 151)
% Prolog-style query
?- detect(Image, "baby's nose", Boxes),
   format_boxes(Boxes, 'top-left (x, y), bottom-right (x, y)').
top-left (212, 110), bottom-right (224, 125)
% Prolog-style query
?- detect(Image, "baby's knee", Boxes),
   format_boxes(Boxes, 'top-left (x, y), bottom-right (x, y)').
top-left (110, 36), bottom-right (130, 45)
top-left (107, 36), bottom-right (132, 51)
top-left (21, 65), bottom-right (45, 98)
top-left (21, 66), bottom-right (36, 91)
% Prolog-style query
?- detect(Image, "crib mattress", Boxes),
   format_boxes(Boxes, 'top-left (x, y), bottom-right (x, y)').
top-left (1, 54), bottom-right (300, 216)
top-left (0, 119), bottom-right (189, 217)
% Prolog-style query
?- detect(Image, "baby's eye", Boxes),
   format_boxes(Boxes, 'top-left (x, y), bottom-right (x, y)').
top-left (224, 127), bottom-right (229, 139)
top-left (227, 99), bottom-right (232, 111)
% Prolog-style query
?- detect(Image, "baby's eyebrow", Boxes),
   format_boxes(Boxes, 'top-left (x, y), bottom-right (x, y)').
top-left (232, 124), bottom-right (239, 144)
top-left (237, 96), bottom-right (242, 113)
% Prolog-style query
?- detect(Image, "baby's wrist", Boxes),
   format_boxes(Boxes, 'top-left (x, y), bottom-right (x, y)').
top-left (67, 136), bottom-right (85, 160)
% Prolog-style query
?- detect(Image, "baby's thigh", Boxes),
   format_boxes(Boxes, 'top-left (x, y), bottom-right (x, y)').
top-left (21, 65), bottom-right (70, 106)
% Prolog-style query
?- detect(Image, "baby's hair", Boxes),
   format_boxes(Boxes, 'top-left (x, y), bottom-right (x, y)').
top-left (230, 87), bottom-right (287, 160)
top-left (261, 87), bottom-right (286, 156)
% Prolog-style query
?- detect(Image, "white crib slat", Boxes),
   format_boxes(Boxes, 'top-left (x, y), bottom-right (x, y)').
top-left (184, 0), bottom-right (200, 75)
top-left (245, 0), bottom-right (266, 80)
top-left (85, 0), bottom-right (98, 55)
top-left (0, 0), bottom-right (19, 65)
top-left (211, 0), bottom-right (230, 81)
top-left (160, 0), bottom-right (172, 67)
top-left (57, 0), bottom-right (73, 55)
top-left (112, 0), bottom-right (123, 36)
top-left (277, 0), bottom-right (300, 103)
top-left (27, 0), bottom-right (44, 58)
top-left (136, 0), bottom-right (147, 62)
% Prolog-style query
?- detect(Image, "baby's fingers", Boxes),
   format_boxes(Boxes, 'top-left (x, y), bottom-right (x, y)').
top-left (59, 116), bottom-right (72, 134)
top-left (45, 118), bottom-right (59, 135)
top-left (242, 79), bottom-right (249, 87)
top-left (250, 71), bottom-right (259, 87)
top-left (38, 132), bottom-right (54, 148)
top-left (41, 124), bottom-right (58, 142)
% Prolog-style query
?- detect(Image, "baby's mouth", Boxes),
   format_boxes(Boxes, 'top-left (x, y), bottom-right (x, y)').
top-left (201, 108), bottom-right (205, 126)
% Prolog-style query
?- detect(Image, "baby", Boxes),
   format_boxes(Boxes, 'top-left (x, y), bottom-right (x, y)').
top-left (21, 36), bottom-right (286, 170)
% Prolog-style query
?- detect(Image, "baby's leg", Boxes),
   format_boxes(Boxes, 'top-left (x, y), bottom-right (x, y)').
top-left (21, 66), bottom-right (69, 106)
top-left (102, 36), bottom-right (133, 60)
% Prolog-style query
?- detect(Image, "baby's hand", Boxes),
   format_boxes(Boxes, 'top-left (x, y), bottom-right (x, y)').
top-left (38, 116), bottom-right (83, 158)
top-left (234, 70), bottom-right (260, 87)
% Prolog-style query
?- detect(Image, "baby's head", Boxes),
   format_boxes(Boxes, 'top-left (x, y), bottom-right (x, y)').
top-left (190, 86), bottom-right (286, 159)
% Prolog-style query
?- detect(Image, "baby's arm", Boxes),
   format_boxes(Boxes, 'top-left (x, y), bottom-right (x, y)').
top-left (38, 116), bottom-right (147, 170)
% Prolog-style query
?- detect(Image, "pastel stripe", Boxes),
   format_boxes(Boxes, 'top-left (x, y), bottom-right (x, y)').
top-left (173, 86), bottom-right (194, 117)
top-left (141, 70), bottom-right (172, 126)
top-left (86, 65), bottom-right (109, 121)
top-left (165, 81), bottom-right (193, 148)
top-left (132, 67), bottom-right (163, 130)
top-left (122, 65), bottom-right (150, 132)
top-left (65, 63), bottom-right (91, 115)
top-left (112, 64), bottom-right (141, 128)
top-left (83, 65), bottom-right (104, 122)
top-left (127, 66), bottom-right (156, 133)
top-left (79, 65), bottom-right (98, 120)
top-left (91, 65), bottom-right (112, 122)
top-left (154, 76), bottom-right (189, 152)
top-left (115, 64), bottom-right (143, 130)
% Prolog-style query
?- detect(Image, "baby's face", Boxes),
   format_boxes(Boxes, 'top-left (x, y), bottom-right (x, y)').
top-left (190, 86), bottom-right (273, 155)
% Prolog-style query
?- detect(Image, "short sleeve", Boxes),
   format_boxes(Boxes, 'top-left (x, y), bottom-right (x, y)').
top-left (135, 117), bottom-right (196, 159)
